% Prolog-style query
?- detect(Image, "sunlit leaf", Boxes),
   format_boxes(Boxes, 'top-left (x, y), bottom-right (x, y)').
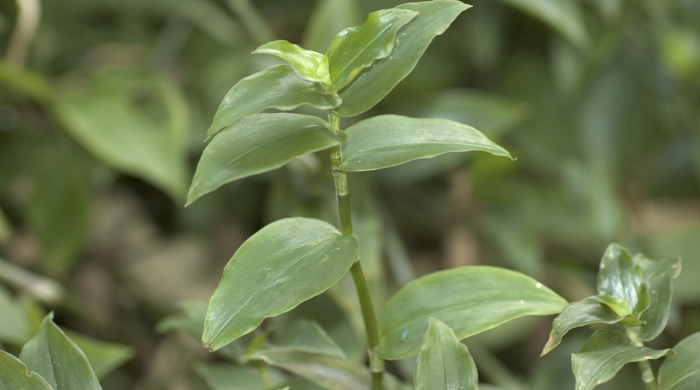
top-left (337, 0), bottom-right (470, 117)
top-left (253, 41), bottom-right (328, 84)
top-left (541, 296), bottom-right (624, 356)
top-left (188, 114), bottom-right (345, 205)
top-left (326, 8), bottom-right (417, 91)
top-left (340, 115), bottom-right (511, 171)
top-left (0, 350), bottom-right (52, 390)
top-left (19, 313), bottom-right (102, 390)
top-left (378, 266), bottom-right (567, 359)
top-left (496, 0), bottom-right (587, 48)
top-left (658, 332), bottom-right (700, 390)
top-left (572, 329), bottom-right (672, 390)
top-left (596, 244), bottom-right (650, 319)
top-left (202, 218), bottom-right (358, 351)
top-left (637, 256), bottom-right (681, 341)
top-left (415, 318), bottom-right (478, 390)
top-left (206, 65), bottom-right (341, 139)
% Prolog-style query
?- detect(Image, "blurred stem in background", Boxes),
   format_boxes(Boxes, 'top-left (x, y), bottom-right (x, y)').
top-left (5, 0), bottom-right (41, 67)
top-left (225, 0), bottom-right (275, 45)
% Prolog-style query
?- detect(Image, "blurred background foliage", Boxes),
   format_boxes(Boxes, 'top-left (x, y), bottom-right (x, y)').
top-left (1, 0), bottom-right (699, 389)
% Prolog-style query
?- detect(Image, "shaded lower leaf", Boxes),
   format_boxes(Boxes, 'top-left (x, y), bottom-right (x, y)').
top-left (0, 350), bottom-right (52, 390)
top-left (378, 266), bottom-right (567, 359)
top-left (572, 329), bottom-right (672, 390)
top-left (636, 256), bottom-right (681, 341)
top-left (188, 114), bottom-right (345, 205)
top-left (202, 218), bottom-right (358, 351)
top-left (340, 115), bottom-right (511, 172)
top-left (542, 296), bottom-right (624, 356)
top-left (19, 313), bottom-right (102, 390)
top-left (658, 332), bottom-right (700, 390)
top-left (415, 318), bottom-right (478, 390)
top-left (195, 363), bottom-right (278, 390)
top-left (271, 320), bottom-right (346, 358)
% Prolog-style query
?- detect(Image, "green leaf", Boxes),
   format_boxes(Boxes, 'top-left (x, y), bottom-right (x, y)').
top-left (637, 256), bottom-right (682, 341)
top-left (596, 244), bottom-right (650, 319)
top-left (202, 218), bottom-right (358, 351)
top-left (327, 8), bottom-right (417, 91)
top-left (0, 283), bottom-right (30, 345)
top-left (66, 331), bottom-right (134, 380)
top-left (541, 296), bottom-right (625, 356)
top-left (253, 41), bottom-right (329, 84)
top-left (377, 266), bottom-right (567, 360)
top-left (55, 69), bottom-right (188, 202)
top-left (496, 0), bottom-right (588, 48)
top-left (0, 350), bottom-right (52, 390)
top-left (156, 300), bottom-right (208, 340)
top-left (271, 319), bottom-right (346, 358)
top-left (571, 330), bottom-right (672, 390)
top-left (19, 313), bottom-right (102, 390)
top-left (336, 0), bottom-right (470, 117)
top-left (339, 115), bottom-right (511, 172)
top-left (206, 65), bottom-right (341, 139)
top-left (188, 114), bottom-right (345, 205)
top-left (195, 364), bottom-right (277, 390)
top-left (658, 332), bottom-right (700, 390)
top-left (415, 318), bottom-right (478, 390)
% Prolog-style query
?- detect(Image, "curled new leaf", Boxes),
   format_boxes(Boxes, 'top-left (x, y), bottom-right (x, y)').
top-left (596, 244), bottom-right (650, 320)
top-left (253, 41), bottom-right (329, 84)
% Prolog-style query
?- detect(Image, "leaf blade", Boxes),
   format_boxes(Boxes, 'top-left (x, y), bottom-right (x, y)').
top-left (658, 332), bottom-right (700, 390)
top-left (0, 350), bottom-right (53, 390)
top-left (596, 244), bottom-right (650, 320)
top-left (253, 40), bottom-right (328, 84)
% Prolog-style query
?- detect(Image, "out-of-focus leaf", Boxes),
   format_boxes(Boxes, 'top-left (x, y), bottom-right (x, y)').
top-left (0, 283), bottom-right (30, 345)
top-left (66, 331), bottom-right (134, 380)
top-left (19, 313), bottom-right (102, 390)
top-left (326, 9), bottom-right (417, 91)
top-left (0, 207), bottom-right (9, 242)
top-left (336, 0), bottom-right (470, 117)
top-left (55, 69), bottom-right (188, 201)
top-left (272, 320), bottom-right (345, 358)
top-left (156, 300), bottom-right (208, 339)
top-left (195, 364), bottom-right (279, 390)
top-left (571, 330), bottom-right (672, 390)
top-left (301, 0), bottom-right (361, 53)
top-left (415, 318), bottom-right (478, 390)
top-left (541, 296), bottom-right (624, 356)
top-left (496, 0), bottom-right (587, 48)
top-left (377, 266), bottom-right (567, 359)
top-left (206, 65), bottom-right (341, 139)
top-left (340, 115), bottom-right (511, 171)
top-left (253, 41), bottom-right (328, 84)
top-left (636, 256), bottom-right (681, 341)
top-left (596, 244), bottom-right (649, 319)
top-left (188, 114), bottom-right (345, 205)
top-left (658, 332), bottom-right (700, 390)
top-left (0, 60), bottom-right (53, 104)
top-left (649, 222), bottom-right (700, 303)
top-left (0, 350), bottom-right (52, 390)
top-left (203, 218), bottom-right (358, 351)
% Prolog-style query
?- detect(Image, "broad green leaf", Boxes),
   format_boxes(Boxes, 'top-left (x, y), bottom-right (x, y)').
top-left (271, 319), bottom-right (346, 358)
top-left (336, 0), bottom-right (470, 117)
top-left (415, 318), bottom-right (478, 390)
top-left (637, 256), bottom-right (681, 341)
top-left (496, 0), bottom-right (587, 48)
top-left (596, 244), bottom-right (650, 320)
top-left (0, 350), bottom-right (52, 390)
top-left (541, 296), bottom-right (624, 356)
top-left (658, 332), bottom-right (700, 390)
top-left (339, 115), bottom-right (511, 172)
top-left (571, 330), bottom-right (672, 390)
top-left (19, 313), bottom-right (102, 390)
top-left (206, 65), bottom-right (341, 139)
top-left (377, 266), bottom-right (567, 359)
top-left (188, 114), bottom-right (345, 205)
top-left (55, 69), bottom-right (188, 201)
top-left (203, 218), bottom-right (358, 351)
top-left (66, 331), bottom-right (134, 379)
top-left (253, 41), bottom-right (329, 84)
top-left (326, 9), bottom-right (417, 91)
top-left (301, 0), bottom-right (361, 53)
top-left (0, 283), bottom-right (30, 345)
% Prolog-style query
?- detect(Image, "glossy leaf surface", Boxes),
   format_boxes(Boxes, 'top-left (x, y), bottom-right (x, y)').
top-left (596, 244), bottom-right (650, 319)
top-left (188, 114), bottom-right (344, 205)
top-left (542, 296), bottom-right (624, 356)
top-left (0, 351), bottom-right (52, 390)
top-left (572, 330), bottom-right (672, 390)
top-left (253, 41), bottom-right (328, 84)
top-left (658, 332), bottom-right (700, 390)
top-left (378, 266), bottom-right (567, 359)
top-left (206, 65), bottom-right (341, 139)
top-left (637, 256), bottom-right (681, 341)
top-left (414, 318), bottom-right (478, 390)
top-left (340, 115), bottom-right (511, 171)
top-left (203, 218), bottom-right (358, 351)
top-left (326, 9), bottom-right (417, 91)
top-left (337, 0), bottom-right (470, 117)
top-left (19, 314), bottom-right (102, 390)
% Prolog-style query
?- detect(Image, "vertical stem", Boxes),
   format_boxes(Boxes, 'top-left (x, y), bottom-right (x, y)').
top-left (329, 111), bottom-right (384, 389)
top-left (6, 0), bottom-right (41, 67)
top-left (627, 328), bottom-right (658, 390)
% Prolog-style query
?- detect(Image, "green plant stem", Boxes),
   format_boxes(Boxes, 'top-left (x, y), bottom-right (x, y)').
top-left (329, 111), bottom-right (384, 389)
top-left (627, 328), bottom-right (658, 390)
top-left (6, 0), bottom-right (41, 67)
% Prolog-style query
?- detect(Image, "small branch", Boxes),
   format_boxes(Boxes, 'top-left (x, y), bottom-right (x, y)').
top-left (5, 0), bottom-right (41, 67)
